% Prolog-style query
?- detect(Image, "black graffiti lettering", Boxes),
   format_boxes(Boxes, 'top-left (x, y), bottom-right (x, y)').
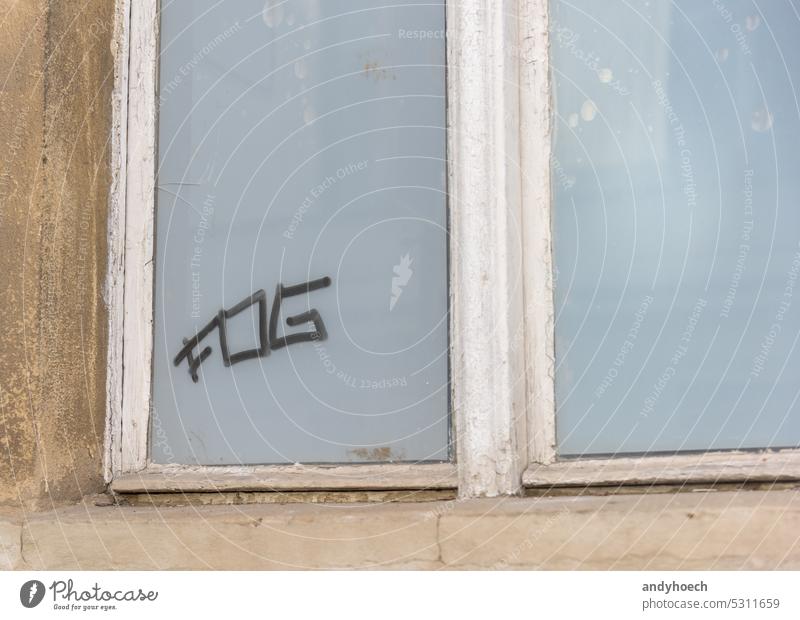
top-left (270, 277), bottom-right (331, 350)
top-left (174, 276), bottom-right (332, 383)
top-left (173, 316), bottom-right (219, 383)
top-left (217, 289), bottom-right (269, 367)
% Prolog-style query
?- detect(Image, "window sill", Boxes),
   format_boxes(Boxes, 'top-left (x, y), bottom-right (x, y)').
top-left (110, 462), bottom-right (457, 494)
top-left (523, 449), bottom-right (800, 488)
top-left (4, 489), bottom-right (799, 569)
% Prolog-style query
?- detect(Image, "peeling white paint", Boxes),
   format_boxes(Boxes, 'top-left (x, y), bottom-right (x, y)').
top-left (519, 0), bottom-right (557, 467)
top-left (104, 0), bottom-right (131, 482)
top-left (448, 0), bottom-right (529, 497)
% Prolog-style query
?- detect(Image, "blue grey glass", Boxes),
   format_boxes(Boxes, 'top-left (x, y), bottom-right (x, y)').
top-left (151, 0), bottom-right (448, 464)
top-left (552, 0), bottom-right (800, 455)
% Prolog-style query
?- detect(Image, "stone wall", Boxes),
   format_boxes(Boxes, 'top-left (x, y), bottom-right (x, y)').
top-left (0, 0), bottom-right (113, 510)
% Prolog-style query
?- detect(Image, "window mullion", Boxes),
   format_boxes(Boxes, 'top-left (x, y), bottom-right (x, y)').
top-left (448, 0), bottom-right (529, 496)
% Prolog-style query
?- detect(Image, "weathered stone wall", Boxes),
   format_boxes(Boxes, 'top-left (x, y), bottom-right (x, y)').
top-left (0, 0), bottom-right (114, 509)
top-left (1, 491), bottom-right (799, 569)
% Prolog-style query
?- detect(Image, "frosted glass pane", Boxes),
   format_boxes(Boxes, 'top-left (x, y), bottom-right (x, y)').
top-left (151, 1), bottom-right (448, 464)
top-left (552, 0), bottom-right (800, 456)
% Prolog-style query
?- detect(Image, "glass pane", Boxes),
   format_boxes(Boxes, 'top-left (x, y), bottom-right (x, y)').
top-left (152, 1), bottom-right (448, 465)
top-left (551, 0), bottom-right (800, 456)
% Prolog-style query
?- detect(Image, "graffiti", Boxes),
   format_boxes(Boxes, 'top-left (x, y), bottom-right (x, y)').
top-left (174, 276), bottom-right (332, 383)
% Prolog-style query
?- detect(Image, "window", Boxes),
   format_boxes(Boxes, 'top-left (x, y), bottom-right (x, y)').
top-left (108, 0), bottom-right (524, 496)
top-left (524, 0), bottom-right (800, 488)
top-left (108, 0), bottom-right (800, 497)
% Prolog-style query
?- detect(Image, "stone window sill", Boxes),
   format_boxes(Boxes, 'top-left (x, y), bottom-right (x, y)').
top-left (2, 489), bottom-right (799, 569)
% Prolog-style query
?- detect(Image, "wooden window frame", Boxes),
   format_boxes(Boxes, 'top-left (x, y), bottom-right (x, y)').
top-left (105, 0), bottom-right (529, 497)
top-left (517, 0), bottom-right (800, 490)
top-left (107, 0), bottom-right (799, 498)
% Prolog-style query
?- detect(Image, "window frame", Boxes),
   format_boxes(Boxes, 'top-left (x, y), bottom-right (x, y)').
top-left (107, 0), bottom-right (799, 497)
top-left (518, 0), bottom-right (800, 490)
top-left (105, 0), bottom-right (529, 497)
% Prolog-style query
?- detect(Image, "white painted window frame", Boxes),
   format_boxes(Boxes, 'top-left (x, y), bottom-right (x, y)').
top-left (105, 0), bottom-right (529, 498)
top-left (107, 0), bottom-right (799, 498)
top-left (517, 0), bottom-right (800, 490)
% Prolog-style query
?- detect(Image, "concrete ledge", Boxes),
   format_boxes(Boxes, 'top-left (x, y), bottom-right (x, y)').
top-left (439, 490), bottom-right (800, 569)
top-left (5, 490), bottom-right (800, 569)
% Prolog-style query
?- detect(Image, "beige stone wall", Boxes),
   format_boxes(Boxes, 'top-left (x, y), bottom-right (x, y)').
top-left (0, 0), bottom-right (113, 510)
